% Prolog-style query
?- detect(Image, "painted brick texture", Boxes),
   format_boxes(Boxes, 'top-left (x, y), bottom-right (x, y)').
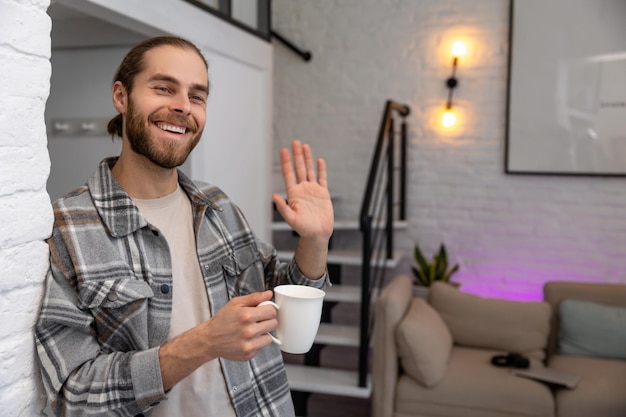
top-left (0, 0), bottom-right (52, 415)
top-left (272, 0), bottom-right (626, 300)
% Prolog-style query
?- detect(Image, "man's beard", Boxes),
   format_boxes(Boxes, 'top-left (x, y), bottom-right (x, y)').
top-left (124, 97), bottom-right (203, 169)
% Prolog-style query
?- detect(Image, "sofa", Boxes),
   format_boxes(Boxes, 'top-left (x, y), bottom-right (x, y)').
top-left (372, 275), bottom-right (626, 417)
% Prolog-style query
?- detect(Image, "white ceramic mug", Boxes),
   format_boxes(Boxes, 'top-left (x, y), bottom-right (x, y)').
top-left (259, 285), bottom-right (325, 354)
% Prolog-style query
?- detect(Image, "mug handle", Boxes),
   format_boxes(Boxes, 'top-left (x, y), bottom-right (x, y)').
top-left (257, 300), bottom-right (282, 346)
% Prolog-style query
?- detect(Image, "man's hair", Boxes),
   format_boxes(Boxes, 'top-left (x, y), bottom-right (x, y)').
top-left (107, 36), bottom-right (208, 139)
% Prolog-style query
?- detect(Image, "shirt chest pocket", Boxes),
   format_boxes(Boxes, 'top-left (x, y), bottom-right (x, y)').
top-left (220, 246), bottom-right (265, 297)
top-left (78, 279), bottom-right (155, 351)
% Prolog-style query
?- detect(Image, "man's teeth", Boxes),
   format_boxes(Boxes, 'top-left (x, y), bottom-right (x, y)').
top-left (157, 123), bottom-right (186, 134)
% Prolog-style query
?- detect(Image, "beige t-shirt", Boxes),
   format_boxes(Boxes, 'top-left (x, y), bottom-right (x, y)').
top-left (133, 185), bottom-right (236, 417)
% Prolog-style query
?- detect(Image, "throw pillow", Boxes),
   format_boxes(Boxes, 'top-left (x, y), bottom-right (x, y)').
top-left (559, 299), bottom-right (626, 360)
top-left (396, 297), bottom-right (453, 388)
top-left (429, 282), bottom-right (552, 360)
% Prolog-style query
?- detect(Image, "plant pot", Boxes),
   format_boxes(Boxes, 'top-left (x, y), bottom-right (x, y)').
top-left (412, 285), bottom-right (430, 299)
top-left (412, 281), bottom-right (461, 299)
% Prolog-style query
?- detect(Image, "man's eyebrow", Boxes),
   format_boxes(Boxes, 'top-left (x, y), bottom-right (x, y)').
top-left (192, 83), bottom-right (210, 95)
top-left (148, 73), bottom-right (209, 94)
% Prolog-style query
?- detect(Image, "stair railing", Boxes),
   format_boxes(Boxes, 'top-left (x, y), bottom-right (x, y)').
top-left (358, 100), bottom-right (410, 387)
top-left (271, 30), bottom-right (312, 61)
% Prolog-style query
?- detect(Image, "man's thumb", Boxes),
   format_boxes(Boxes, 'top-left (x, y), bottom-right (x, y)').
top-left (238, 290), bottom-right (273, 306)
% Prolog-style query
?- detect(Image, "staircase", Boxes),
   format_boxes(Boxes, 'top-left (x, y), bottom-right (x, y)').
top-left (272, 100), bottom-right (411, 416)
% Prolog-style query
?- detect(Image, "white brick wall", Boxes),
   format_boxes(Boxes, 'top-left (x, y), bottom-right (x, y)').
top-left (0, 0), bottom-right (52, 415)
top-left (273, 0), bottom-right (626, 300)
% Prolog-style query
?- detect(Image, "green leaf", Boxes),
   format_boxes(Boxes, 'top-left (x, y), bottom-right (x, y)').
top-left (439, 244), bottom-right (448, 266)
top-left (413, 245), bottom-right (429, 271)
top-left (412, 242), bottom-right (460, 286)
top-left (442, 264), bottom-right (460, 282)
top-left (412, 266), bottom-right (428, 286)
top-left (431, 254), bottom-right (441, 280)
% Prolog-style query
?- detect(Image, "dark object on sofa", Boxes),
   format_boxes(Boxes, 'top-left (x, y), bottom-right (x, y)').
top-left (491, 352), bottom-right (530, 369)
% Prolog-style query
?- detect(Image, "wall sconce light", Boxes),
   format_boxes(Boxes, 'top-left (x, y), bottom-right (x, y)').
top-left (442, 41), bottom-right (467, 128)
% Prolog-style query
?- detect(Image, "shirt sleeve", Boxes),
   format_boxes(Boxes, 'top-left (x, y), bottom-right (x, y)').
top-left (34, 237), bottom-right (166, 416)
top-left (256, 239), bottom-right (331, 290)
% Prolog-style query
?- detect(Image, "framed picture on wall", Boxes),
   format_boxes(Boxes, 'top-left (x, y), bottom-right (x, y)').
top-left (506, 0), bottom-right (626, 176)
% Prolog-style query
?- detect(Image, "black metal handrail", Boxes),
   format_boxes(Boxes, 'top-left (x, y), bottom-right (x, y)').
top-left (357, 100), bottom-right (410, 387)
top-left (271, 29), bottom-right (312, 61)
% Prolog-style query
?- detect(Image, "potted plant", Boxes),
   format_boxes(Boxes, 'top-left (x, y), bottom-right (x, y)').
top-left (411, 243), bottom-right (460, 298)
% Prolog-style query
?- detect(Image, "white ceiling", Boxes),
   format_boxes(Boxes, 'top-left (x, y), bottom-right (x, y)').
top-left (49, 2), bottom-right (146, 49)
top-left (48, 2), bottom-right (88, 19)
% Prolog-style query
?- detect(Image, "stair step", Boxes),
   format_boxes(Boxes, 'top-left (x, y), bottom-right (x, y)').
top-left (272, 219), bottom-right (408, 232)
top-left (325, 284), bottom-right (361, 303)
top-left (284, 364), bottom-right (372, 398)
top-left (277, 249), bottom-right (405, 267)
top-left (316, 323), bottom-right (359, 347)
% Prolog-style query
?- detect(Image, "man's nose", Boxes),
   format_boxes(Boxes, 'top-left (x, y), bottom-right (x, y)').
top-left (171, 94), bottom-right (191, 115)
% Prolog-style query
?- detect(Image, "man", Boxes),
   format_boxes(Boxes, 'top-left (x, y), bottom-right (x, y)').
top-left (35, 36), bottom-right (333, 417)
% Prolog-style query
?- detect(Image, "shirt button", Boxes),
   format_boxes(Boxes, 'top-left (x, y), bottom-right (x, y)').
top-left (107, 291), bottom-right (119, 302)
top-left (160, 284), bottom-right (170, 294)
top-left (232, 386), bottom-right (238, 391)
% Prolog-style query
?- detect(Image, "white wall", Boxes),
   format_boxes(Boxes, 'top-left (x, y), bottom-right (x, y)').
top-left (0, 0), bottom-right (53, 414)
top-left (273, 0), bottom-right (626, 300)
top-left (190, 49), bottom-right (271, 239)
top-left (46, 47), bottom-right (124, 200)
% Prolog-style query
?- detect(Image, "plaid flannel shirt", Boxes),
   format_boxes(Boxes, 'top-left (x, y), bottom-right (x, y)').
top-left (35, 158), bottom-right (328, 417)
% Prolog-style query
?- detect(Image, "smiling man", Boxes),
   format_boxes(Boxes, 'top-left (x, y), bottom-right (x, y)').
top-left (35, 36), bottom-right (333, 417)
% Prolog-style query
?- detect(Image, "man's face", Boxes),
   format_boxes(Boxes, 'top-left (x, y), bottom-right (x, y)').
top-left (120, 45), bottom-right (209, 169)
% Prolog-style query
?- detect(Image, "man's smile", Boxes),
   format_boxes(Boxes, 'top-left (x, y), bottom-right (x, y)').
top-left (156, 122), bottom-right (188, 134)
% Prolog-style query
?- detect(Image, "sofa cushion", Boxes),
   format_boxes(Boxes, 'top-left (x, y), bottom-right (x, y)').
top-left (549, 354), bottom-right (626, 417)
top-left (429, 282), bottom-right (552, 360)
top-left (543, 281), bottom-right (626, 357)
top-left (396, 297), bottom-right (452, 387)
top-left (558, 299), bottom-right (626, 360)
top-left (395, 347), bottom-right (555, 417)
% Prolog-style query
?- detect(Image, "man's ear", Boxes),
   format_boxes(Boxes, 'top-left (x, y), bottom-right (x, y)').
top-left (112, 81), bottom-right (128, 114)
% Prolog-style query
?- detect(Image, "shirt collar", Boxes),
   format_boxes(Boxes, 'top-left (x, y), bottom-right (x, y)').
top-left (88, 157), bottom-right (220, 237)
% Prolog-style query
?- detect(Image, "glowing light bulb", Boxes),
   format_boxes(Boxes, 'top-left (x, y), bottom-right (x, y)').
top-left (451, 41), bottom-right (467, 58)
top-left (442, 110), bottom-right (456, 128)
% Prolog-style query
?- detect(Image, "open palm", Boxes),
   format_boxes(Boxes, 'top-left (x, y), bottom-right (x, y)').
top-left (272, 140), bottom-right (334, 240)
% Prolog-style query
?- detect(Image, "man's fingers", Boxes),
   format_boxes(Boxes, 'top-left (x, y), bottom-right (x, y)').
top-left (272, 193), bottom-right (293, 222)
top-left (280, 140), bottom-right (322, 187)
top-left (254, 305), bottom-right (278, 324)
top-left (280, 148), bottom-right (296, 189)
top-left (303, 144), bottom-right (316, 182)
top-left (317, 158), bottom-right (328, 188)
top-left (235, 290), bottom-right (273, 307)
top-left (292, 140), bottom-right (308, 183)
